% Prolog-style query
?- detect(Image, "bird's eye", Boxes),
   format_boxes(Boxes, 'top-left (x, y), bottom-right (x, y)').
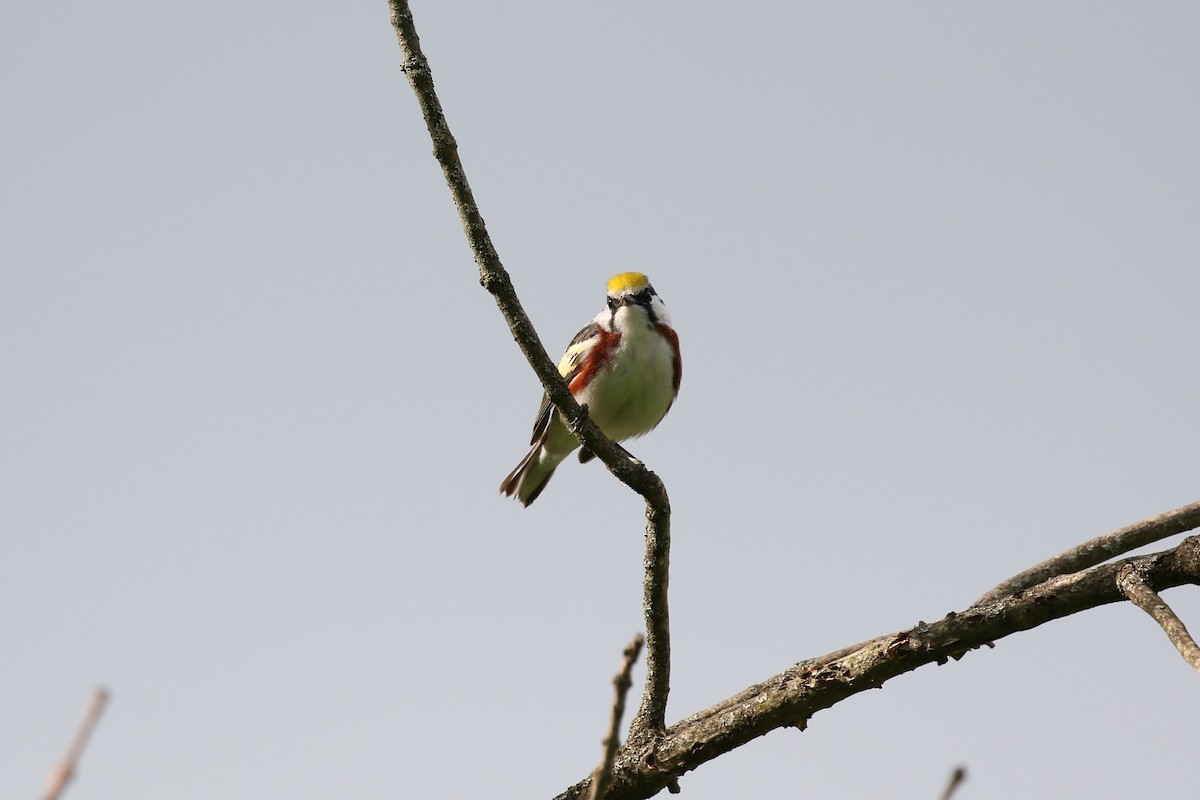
top-left (607, 296), bottom-right (619, 311)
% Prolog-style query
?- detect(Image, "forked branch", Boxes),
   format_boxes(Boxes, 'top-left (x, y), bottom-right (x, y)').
top-left (1118, 562), bottom-right (1200, 674)
top-left (553, 534), bottom-right (1200, 800)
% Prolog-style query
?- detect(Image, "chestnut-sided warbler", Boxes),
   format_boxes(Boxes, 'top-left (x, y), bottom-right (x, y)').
top-left (500, 272), bottom-right (682, 506)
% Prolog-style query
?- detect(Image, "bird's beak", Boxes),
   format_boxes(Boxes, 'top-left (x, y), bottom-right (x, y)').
top-left (621, 293), bottom-right (651, 308)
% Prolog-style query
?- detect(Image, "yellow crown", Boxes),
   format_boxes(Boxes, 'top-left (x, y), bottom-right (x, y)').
top-left (607, 272), bottom-right (650, 295)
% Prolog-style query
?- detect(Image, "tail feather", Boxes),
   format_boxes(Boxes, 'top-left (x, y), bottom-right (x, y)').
top-left (500, 444), bottom-right (561, 507)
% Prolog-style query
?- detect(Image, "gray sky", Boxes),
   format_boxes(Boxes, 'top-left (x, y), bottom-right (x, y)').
top-left (3, 3), bottom-right (1199, 798)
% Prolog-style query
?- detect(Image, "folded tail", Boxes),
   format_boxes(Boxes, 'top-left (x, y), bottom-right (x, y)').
top-left (500, 444), bottom-right (563, 507)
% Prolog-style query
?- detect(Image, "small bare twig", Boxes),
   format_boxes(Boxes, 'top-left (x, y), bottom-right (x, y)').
top-left (1117, 563), bottom-right (1200, 674)
top-left (42, 687), bottom-right (110, 800)
top-left (975, 500), bottom-right (1200, 606)
top-left (589, 635), bottom-right (645, 800)
top-left (939, 766), bottom-right (967, 800)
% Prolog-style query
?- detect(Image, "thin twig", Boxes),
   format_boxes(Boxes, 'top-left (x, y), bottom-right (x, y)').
top-left (42, 687), bottom-right (110, 800)
top-left (589, 635), bottom-right (645, 800)
top-left (388, 0), bottom-right (673, 738)
top-left (1117, 563), bottom-right (1200, 674)
top-left (974, 500), bottom-right (1200, 606)
top-left (939, 766), bottom-right (967, 800)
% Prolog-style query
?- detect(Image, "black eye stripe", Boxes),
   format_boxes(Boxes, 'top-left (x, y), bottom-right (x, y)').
top-left (606, 287), bottom-right (658, 312)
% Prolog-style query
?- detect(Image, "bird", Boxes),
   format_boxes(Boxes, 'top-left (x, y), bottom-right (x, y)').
top-left (500, 272), bottom-right (682, 506)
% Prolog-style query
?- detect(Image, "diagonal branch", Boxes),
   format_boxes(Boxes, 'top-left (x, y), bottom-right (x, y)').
top-left (553, 533), bottom-right (1200, 800)
top-left (975, 500), bottom-right (1200, 606)
top-left (42, 687), bottom-right (110, 800)
top-left (1117, 563), bottom-right (1200, 674)
top-left (939, 766), bottom-right (967, 800)
top-left (388, 0), bottom-right (673, 734)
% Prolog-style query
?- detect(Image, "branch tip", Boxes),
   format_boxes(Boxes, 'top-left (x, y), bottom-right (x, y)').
top-left (42, 687), bottom-right (110, 800)
top-left (939, 766), bottom-right (967, 800)
top-left (976, 500), bottom-right (1200, 606)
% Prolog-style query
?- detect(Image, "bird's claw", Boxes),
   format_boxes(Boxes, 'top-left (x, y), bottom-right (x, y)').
top-left (570, 403), bottom-right (590, 434)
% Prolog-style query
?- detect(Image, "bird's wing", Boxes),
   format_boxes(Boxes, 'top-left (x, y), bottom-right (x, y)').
top-left (528, 321), bottom-right (602, 445)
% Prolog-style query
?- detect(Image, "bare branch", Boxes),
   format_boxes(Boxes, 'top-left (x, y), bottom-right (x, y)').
top-left (629, 504), bottom-right (671, 736)
top-left (388, 0), bottom-right (673, 735)
top-left (42, 687), bottom-right (110, 800)
top-left (939, 766), bottom-right (967, 800)
top-left (975, 500), bottom-right (1200, 606)
top-left (1117, 563), bottom-right (1200, 674)
top-left (553, 534), bottom-right (1200, 800)
top-left (589, 635), bottom-right (645, 800)
top-left (388, 10), bottom-right (1200, 800)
